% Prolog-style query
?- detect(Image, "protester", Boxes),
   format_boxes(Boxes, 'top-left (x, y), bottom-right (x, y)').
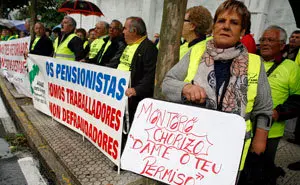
top-left (118, 16), bottom-right (158, 124)
top-left (88, 28), bottom-right (97, 44)
top-left (76, 28), bottom-right (88, 48)
top-left (24, 18), bottom-right (31, 36)
top-left (2, 27), bottom-right (17, 41)
top-left (240, 21), bottom-right (256, 53)
top-left (1, 28), bottom-right (9, 41)
top-left (286, 31), bottom-right (300, 150)
top-left (282, 30), bottom-right (300, 60)
top-left (19, 31), bottom-right (26, 38)
top-left (89, 20), bottom-right (126, 68)
top-left (52, 27), bottom-right (61, 42)
top-left (162, 0), bottom-right (272, 178)
top-left (53, 16), bottom-right (85, 61)
top-left (87, 21), bottom-right (109, 60)
top-left (259, 25), bottom-right (300, 164)
top-left (45, 28), bottom-right (52, 38)
top-left (180, 5), bottom-right (212, 59)
top-left (151, 33), bottom-right (160, 46)
top-left (29, 22), bottom-right (53, 57)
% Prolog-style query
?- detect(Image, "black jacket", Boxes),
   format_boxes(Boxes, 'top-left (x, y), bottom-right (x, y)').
top-left (29, 35), bottom-right (53, 57)
top-left (89, 35), bottom-right (126, 68)
top-left (128, 38), bottom-right (158, 122)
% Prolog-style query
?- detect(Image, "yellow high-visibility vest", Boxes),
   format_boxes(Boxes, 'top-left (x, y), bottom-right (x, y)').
top-left (53, 33), bottom-right (77, 61)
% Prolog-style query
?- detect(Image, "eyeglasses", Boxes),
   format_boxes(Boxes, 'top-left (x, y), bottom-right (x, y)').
top-left (259, 38), bottom-right (281, 43)
top-left (184, 19), bottom-right (191, 22)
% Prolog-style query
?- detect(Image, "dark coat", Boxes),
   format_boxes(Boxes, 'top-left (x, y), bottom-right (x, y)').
top-left (90, 35), bottom-right (127, 68)
top-left (128, 38), bottom-right (158, 122)
top-left (100, 35), bottom-right (127, 68)
top-left (29, 35), bottom-right (53, 57)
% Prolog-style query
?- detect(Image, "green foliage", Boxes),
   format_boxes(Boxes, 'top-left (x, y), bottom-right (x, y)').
top-left (1, 0), bottom-right (29, 18)
top-left (7, 0), bottom-right (65, 29)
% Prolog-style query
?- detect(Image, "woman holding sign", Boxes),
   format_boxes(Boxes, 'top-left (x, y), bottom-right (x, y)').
top-left (162, 0), bottom-right (273, 182)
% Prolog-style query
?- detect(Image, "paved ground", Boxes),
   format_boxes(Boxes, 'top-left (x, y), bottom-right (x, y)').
top-left (0, 76), bottom-right (299, 185)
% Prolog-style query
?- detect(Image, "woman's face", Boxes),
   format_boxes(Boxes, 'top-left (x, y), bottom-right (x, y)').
top-left (213, 10), bottom-right (245, 49)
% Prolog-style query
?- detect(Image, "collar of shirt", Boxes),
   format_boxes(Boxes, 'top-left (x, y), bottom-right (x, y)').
top-left (131, 35), bottom-right (147, 45)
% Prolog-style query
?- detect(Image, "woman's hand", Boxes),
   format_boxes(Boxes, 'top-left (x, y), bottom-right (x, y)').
top-left (182, 83), bottom-right (207, 104)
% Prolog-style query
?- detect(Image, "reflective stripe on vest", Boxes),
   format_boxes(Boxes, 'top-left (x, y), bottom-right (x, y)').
top-left (53, 33), bottom-right (77, 61)
top-left (8, 35), bottom-right (16, 41)
top-left (31, 36), bottom-right (41, 50)
top-left (89, 36), bottom-right (107, 59)
top-left (83, 40), bottom-right (88, 49)
top-left (98, 40), bottom-right (111, 63)
top-left (179, 42), bottom-right (189, 60)
top-left (264, 59), bottom-right (300, 138)
top-left (295, 49), bottom-right (300, 66)
top-left (117, 42), bottom-right (141, 71)
top-left (187, 41), bottom-right (261, 170)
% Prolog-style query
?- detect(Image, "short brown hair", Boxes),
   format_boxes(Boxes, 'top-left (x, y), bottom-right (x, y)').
top-left (214, 0), bottom-right (250, 31)
top-left (186, 6), bottom-right (212, 36)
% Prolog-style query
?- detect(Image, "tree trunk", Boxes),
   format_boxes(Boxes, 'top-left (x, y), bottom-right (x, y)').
top-left (30, 0), bottom-right (37, 36)
top-left (154, 0), bottom-right (188, 99)
top-left (0, 0), bottom-right (4, 18)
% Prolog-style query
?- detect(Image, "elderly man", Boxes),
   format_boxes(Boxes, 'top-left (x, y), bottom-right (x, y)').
top-left (53, 16), bottom-right (85, 61)
top-left (118, 16), bottom-right (158, 124)
top-left (180, 6), bottom-right (212, 59)
top-left (29, 22), bottom-right (53, 57)
top-left (259, 25), bottom-right (300, 163)
top-left (87, 21), bottom-right (109, 60)
top-left (90, 20), bottom-right (126, 68)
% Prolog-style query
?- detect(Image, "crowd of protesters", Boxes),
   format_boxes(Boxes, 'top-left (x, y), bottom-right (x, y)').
top-left (0, 0), bottom-right (300, 184)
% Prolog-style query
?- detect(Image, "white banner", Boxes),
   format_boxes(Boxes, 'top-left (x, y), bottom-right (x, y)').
top-left (27, 54), bottom-right (130, 165)
top-left (0, 37), bottom-right (31, 97)
top-left (121, 98), bottom-right (246, 185)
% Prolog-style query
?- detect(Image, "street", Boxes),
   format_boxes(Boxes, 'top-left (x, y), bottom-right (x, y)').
top-left (0, 95), bottom-right (47, 185)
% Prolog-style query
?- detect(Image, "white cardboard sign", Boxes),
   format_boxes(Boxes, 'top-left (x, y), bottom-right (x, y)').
top-left (121, 98), bottom-right (246, 185)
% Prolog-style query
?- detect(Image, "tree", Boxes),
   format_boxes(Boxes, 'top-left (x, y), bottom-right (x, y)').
top-left (12, 0), bottom-right (64, 28)
top-left (0, 0), bottom-right (29, 18)
top-left (154, 0), bottom-right (188, 99)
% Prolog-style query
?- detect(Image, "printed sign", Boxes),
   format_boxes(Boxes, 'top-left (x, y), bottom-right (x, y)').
top-left (0, 37), bottom-right (31, 97)
top-left (27, 54), bottom-right (130, 165)
top-left (121, 98), bottom-right (246, 185)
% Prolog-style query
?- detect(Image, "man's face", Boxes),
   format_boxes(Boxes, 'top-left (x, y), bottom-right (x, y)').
top-left (76, 32), bottom-right (85, 40)
top-left (289, 33), bottom-right (300, 48)
top-left (89, 31), bottom-right (96, 40)
top-left (1, 29), bottom-right (8, 36)
top-left (123, 19), bottom-right (137, 44)
top-left (61, 18), bottom-right (74, 34)
top-left (109, 22), bottom-right (122, 39)
top-left (95, 22), bottom-right (106, 37)
top-left (34, 23), bottom-right (44, 37)
top-left (260, 29), bottom-right (285, 61)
